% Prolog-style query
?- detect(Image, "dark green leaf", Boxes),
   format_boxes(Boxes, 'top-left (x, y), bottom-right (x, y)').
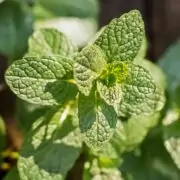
top-left (78, 91), bottom-right (117, 150)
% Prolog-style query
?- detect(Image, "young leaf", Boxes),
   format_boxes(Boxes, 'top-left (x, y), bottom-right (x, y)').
top-left (117, 63), bottom-right (164, 117)
top-left (18, 108), bottom-right (82, 180)
top-left (78, 91), bottom-right (117, 150)
top-left (28, 28), bottom-right (78, 57)
top-left (97, 81), bottom-right (122, 109)
top-left (94, 10), bottom-right (144, 62)
top-left (74, 45), bottom-right (107, 96)
top-left (5, 56), bottom-right (77, 106)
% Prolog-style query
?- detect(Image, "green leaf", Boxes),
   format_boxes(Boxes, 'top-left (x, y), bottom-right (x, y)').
top-left (78, 91), bottom-right (117, 150)
top-left (88, 26), bottom-right (106, 45)
top-left (16, 100), bottom-right (48, 134)
top-left (18, 107), bottom-right (82, 180)
top-left (114, 114), bottom-right (160, 153)
top-left (121, 134), bottom-right (180, 180)
top-left (136, 59), bottom-right (166, 88)
top-left (97, 81), bottom-right (122, 108)
top-left (158, 40), bottom-right (180, 108)
top-left (28, 28), bottom-right (78, 57)
top-left (117, 63), bottom-right (164, 117)
top-left (74, 45), bottom-right (107, 96)
top-left (163, 110), bottom-right (180, 170)
top-left (0, 1), bottom-right (33, 59)
top-left (5, 56), bottom-right (77, 106)
top-left (35, 18), bottom-right (98, 48)
top-left (94, 113), bottom-right (160, 159)
top-left (134, 37), bottom-right (147, 62)
top-left (94, 10), bottom-right (144, 62)
top-left (36, 0), bottom-right (99, 19)
top-left (174, 85), bottom-right (180, 108)
top-left (4, 166), bottom-right (20, 180)
top-left (83, 159), bottom-right (124, 180)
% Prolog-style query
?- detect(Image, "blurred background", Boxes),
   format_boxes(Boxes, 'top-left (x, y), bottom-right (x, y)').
top-left (1, 0), bottom-right (180, 179)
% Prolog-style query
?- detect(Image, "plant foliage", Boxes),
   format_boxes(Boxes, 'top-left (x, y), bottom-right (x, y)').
top-left (4, 9), bottom-right (168, 180)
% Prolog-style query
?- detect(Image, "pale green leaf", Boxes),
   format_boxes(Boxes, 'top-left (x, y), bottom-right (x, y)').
top-left (113, 114), bottom-right (160, 153)
top-left (83, 159), bottom-right (124, 180)
top-left (94, 10), bottom-right (144, 62)
top-left (18, 107), bottom-right (82, 180)
top-left (28, 28), bottom-right (78, 57)
top-left (118, 63), bottom-right (164, 117)
top-left (74, 45), bottom-right (107, 96)
top-left (91, 169), bottom-right (123, 180)
top-left (5, 56), bottom-right (77, 106)
top-left (78, 91), bottom-right (117, 150)
top-left (0, 0), bottom-right (5, 4)
top-left (97, 81), bottom-right (122, 109)
top-left (119, 85), bottom-right (165, 117)
top-left (35, 18), bottom-right (98, 48)
top-left (163, 110), bottom-right (180, 170)
top-left (136, 59), bottom-right (166, 88)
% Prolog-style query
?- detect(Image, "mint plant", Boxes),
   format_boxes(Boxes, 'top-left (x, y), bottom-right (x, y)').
top-left (5, 10), bottom-right (165, 180)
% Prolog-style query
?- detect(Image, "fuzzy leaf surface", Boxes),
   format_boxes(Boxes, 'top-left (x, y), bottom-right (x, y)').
top-left (83, 159), bottom-right (124, 180)
top-left (5, 56), bottom-right (77, 106)
top-left (94, 10), bottom-right (144, 62)
top-left (74, 45), bottom-right (107, 95)
top-left (18, 108), bottom-right (82, 180)
top-left (78, 91), bottom-right (117, 150)
top-left (97, 81), bottom-right (122, 109)
top-left (28, 28), bottom-right (77, 57)
top-left (117, 63), bottom-right (164, 117)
